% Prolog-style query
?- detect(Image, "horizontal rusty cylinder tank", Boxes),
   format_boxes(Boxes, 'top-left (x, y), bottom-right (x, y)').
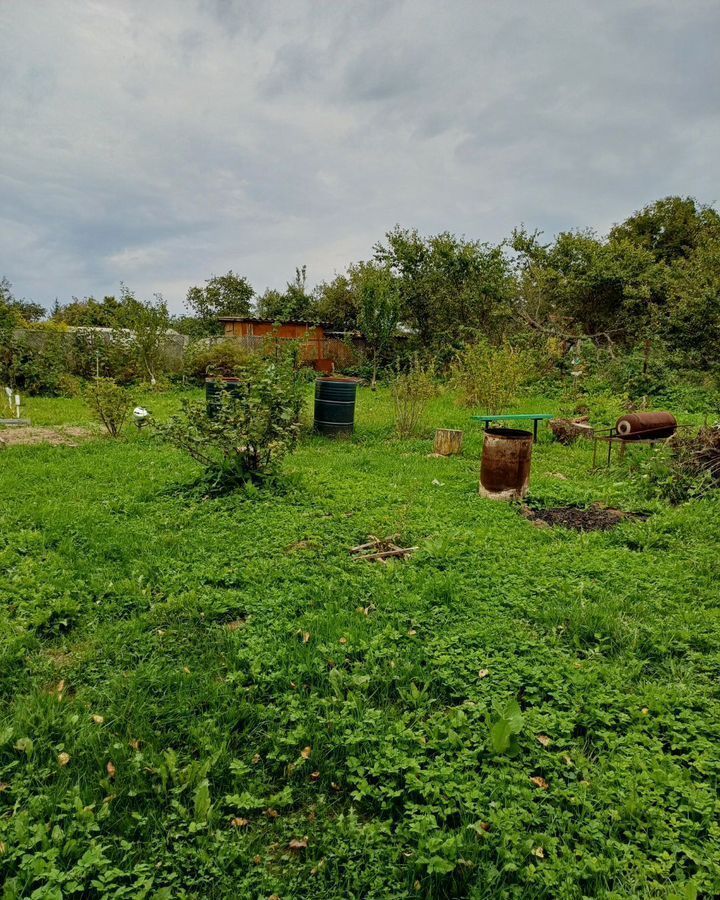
top-left (616, 412), bottom-right (677, 440)
top-left (479, 427), bottom-right (533, 500)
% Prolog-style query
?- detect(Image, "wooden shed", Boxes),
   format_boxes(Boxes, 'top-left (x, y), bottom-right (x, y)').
top-left (218, 317), bottom-right (353, 373)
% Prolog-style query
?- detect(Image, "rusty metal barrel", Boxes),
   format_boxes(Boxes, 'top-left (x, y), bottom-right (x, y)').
top-left (615, 412), bottom-right (677, 441)
top-left (479, 427), bottom-right (533, 500)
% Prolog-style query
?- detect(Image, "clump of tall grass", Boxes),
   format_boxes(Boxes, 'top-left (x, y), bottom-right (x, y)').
top-left (391, 356), bottom-right (437, 437)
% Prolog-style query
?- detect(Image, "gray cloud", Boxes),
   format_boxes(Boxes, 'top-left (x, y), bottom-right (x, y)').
top-left (1, 0), bottom-right (719, 310)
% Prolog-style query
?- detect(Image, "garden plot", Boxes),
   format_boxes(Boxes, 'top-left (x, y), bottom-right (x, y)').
top-left (0, 425), bottom-right (93, 447)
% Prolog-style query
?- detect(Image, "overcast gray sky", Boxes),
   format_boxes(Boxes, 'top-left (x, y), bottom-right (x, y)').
top-left (1, 0), bottom-right (719, 312)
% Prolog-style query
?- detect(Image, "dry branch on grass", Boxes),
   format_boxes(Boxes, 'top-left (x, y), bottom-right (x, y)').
top-left (350, 535), bottom-right (418, 563)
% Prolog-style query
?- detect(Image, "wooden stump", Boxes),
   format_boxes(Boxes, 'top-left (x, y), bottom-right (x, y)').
top-left (433, 429), bottom-right (463, 456)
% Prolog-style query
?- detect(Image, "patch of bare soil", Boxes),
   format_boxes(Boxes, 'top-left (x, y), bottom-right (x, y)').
top-left (0, 426), bottom-right (94, 448)
top-left (522, 503), bottom-right (631, 532)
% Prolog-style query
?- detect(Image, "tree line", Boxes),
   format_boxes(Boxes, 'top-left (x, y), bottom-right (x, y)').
top-left (3, 196), bottom-right (720, 374)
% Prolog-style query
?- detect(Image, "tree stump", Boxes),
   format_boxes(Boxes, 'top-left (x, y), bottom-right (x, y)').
top-left (433, 429), bottom-right (463, 456)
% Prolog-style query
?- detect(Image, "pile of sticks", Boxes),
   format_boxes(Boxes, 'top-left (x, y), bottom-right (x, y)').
top-left (350, 535), bottom-right (417, 563)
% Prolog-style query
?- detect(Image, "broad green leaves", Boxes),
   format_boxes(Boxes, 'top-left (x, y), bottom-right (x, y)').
top-left (487, 700), bottom-right (525, 755)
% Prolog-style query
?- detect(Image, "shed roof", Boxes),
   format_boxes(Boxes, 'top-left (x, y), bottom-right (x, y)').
top-left (218, 317), bottom-right (327, 327)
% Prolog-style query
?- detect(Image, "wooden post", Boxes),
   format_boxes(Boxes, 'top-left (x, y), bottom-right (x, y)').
top-left (433, 429), bottom-right (463, 456)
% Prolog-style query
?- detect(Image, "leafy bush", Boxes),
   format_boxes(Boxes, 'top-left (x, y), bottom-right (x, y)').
top-left (65, 328), bottom-right (142, 384)
top-left (391, 356), bottom-right (437, 437)
top-left (0, 329), bottom-right (67, 395)
top-left (56, 374), bottom-right (83, 397)
top-left (638, 426), bottom-right (720, 503)
top-left (83, 378), bottom-right (134, 437)
top-left (183, 339), bottom-right (253, 380)
top-left (560, 391), bottom-right (630, 428)
top-left (157, 356), bottom-right (303, 490)
top-left (451, 340), bottom-right (531, 412)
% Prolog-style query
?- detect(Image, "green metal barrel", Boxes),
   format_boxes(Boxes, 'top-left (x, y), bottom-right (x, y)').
top-left (314, 377), bottom-right (358, 436)
top-left (205, 377), bottom-right (244, 418)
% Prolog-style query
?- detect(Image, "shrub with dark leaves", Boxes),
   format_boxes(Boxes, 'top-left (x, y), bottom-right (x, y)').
top-left (641, 426), bottom-right (720, 503)
top-left (157, 355), bottom-right (303, 490)
top-left (83, 378), bottom-right (133, 437)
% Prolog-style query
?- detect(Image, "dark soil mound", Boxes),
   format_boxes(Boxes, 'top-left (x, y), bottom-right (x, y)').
top-left (522, 503), bottom-right (629, 532)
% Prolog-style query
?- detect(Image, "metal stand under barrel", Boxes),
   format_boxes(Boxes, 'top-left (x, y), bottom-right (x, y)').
top-left (591, 412), bottom-right (679, 469)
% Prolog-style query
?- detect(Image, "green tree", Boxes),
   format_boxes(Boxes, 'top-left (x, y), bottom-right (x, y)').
top-left (609, 196), bottom-right (720, 266)
top-left (0, 277), bottom-right (45, 323)
top-left (665, 235), bottom-right (720, 370)
top-left (356, 264), bottom-right (400, 389)
top-left (0, 279), bottom-right (21, 386)
top-left (113, 285), bottom-right (171, 385)
top-left (51, 295), bottom-right (124, 327)
top-left (184, 271), bottom-right (254, 336)
top-left (256, 266), bottom-right (317, 322)
top-left (511, 227), bottom-right (660, 341)
top-left (313, 273), bottom-right (359, 330)
top-left (373, 227), bottom-right (514, 349)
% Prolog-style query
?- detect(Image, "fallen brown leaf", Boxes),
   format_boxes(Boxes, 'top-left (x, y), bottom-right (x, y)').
top-left (91, 714), bottom-right (104, 724)
top-left (310, 771), bottom-right (320, 782)
top-left (532, 846), bottom-right (545, 858)
top-left (301, 746), bottom-right (312, 759)
top-left (407, 629), bottom-right (417, 636)
top-left (265, 808), bottom-right (279, 818)
top-left (536, 734), bottom-right (552, 748)
top-left (252, 753), bottom-right (261, 764)
top-left (302, 631), bottom-right (311, 644)
top-left (129, 739), bottom-right (141, 751)
top-left (339, 637), bottom-right (347, 645)
top-left (58, 752), bottom-right (71, 767)
top-left (106, 761), bottom-right (117, 779)
top-left (478, 669), bottom-right (489, 679)
top-left (530, 775), bottom-right (549, 790)
top-left (0, 783), bottom-right (9, 792)
top-left (231, 817), bottom-right (249, 828)
top-left (288, 837), bottom-right (308, 852)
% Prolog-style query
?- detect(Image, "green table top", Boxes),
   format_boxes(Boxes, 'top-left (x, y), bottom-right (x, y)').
top-left (470, 413), bottom-right (553, 422)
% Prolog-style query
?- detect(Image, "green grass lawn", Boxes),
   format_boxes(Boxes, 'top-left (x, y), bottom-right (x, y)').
top-left (1, 388), bottom-right (719, 898)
